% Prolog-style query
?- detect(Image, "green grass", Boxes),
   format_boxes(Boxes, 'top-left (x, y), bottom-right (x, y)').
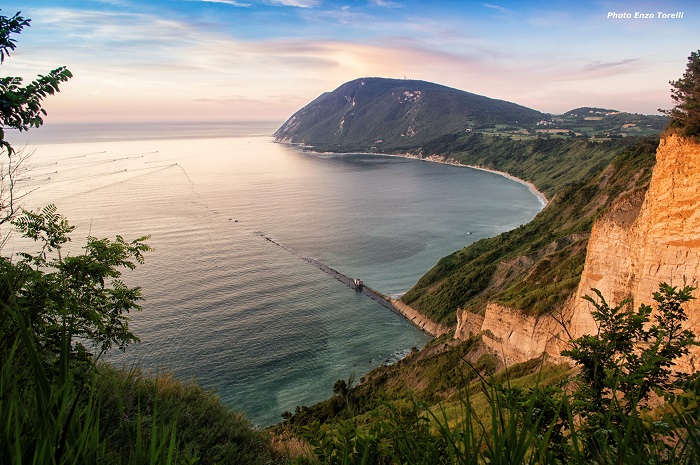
top-left (419, 133), bottom-right (638, 198)
top-left (0, 346), bottom-right (281, 465)
top-left (0, 294), bottom-right (281, 465)
top-left (401, 137), bottom-right (659, 324)
top-left (286, 361), bottom-right (700, 465)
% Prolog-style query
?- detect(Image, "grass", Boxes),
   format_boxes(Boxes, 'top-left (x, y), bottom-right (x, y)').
top-left (0, 296), bottom-right (282, 465)
top-left (285, 361), bottom-right (700, 465)
top-left (401, 137), bottom-right (659, 324)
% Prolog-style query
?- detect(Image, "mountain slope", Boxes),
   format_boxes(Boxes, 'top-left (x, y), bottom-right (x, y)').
top-left (401, 138), bottom-right (659, 325)
top-left (274, 77), bottom-right (546, 151)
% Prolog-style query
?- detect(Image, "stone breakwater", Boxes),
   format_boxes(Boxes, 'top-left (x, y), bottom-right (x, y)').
top-left (255, 232), bottom-right (449, 337)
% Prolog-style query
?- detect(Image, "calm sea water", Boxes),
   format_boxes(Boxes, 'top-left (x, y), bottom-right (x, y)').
top-left (6, 122), bottom-right (543, 426)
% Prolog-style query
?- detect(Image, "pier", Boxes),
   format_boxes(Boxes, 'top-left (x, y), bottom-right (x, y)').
top-left (255, 232), bottom-right (449, 337)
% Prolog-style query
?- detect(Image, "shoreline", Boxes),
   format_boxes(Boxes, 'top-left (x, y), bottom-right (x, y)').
top-left (288, 143), bottom-right (550, 208)
top-left (273, 141), bottom-right (549, 339)
top-left (378, 152), bottom-right (550, 208)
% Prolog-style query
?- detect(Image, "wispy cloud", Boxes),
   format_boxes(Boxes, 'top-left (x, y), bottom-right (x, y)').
top-left (266, 0), bottom-right (320, 7)
top-left (370, 0), bottom-right (403, 8)
top-left (483, 3), bottom-right (512, 14)
top-left (5, 0), bottom-right (689, 121)
top-left (198, 0), bottom-right (252, 6)
top-left (582, 58), bottom-right (640, 73)
top-left (315, 6), bottom-right (377, 25)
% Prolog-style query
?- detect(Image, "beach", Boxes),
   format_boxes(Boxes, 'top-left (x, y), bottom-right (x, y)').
top-left (387, 152), bottom-right (550, 207)
top-left (296, 144), bottom-right (550, 208)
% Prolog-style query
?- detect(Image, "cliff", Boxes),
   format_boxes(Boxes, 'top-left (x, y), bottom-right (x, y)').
top-left (566, 134), bottom-right (700, 367)
top-left (390, 300), bottom-right (450, 337)
top-left (453, 134), bottom-right (700, 367)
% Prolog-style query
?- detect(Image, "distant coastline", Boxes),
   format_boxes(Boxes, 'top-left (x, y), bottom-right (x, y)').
top-left (287, 142), bottom-right (550, 208)
top-left (381, 152), bottom-right (550, 208)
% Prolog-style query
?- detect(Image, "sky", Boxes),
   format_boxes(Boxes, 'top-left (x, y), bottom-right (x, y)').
top-left (1, 0), bottom-right (699, 124)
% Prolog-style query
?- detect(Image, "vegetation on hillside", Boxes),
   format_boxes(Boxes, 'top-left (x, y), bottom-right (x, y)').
top-left (277, 49), bottom-right (700, 463)
top-left (279, 284), bottom-right (700, 464)
top-left (401, 137), bottom-right (658, 324)
top-left (418, 134), bottom-right (637, 198)
top-left (274, 77), bottom-right (546, 152)
top-left (4, 6), bottom-right (698, 463)
top-left (275, 76), bottom-right (668, 155)
top-left (0, 12), bottom-right (280, 464)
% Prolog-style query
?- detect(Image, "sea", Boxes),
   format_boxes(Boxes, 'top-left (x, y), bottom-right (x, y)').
top-left (5, 121), bottom-right (544, 426)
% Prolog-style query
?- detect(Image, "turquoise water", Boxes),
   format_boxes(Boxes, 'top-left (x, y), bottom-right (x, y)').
top-left (7, 122), bottom-right (543, 426)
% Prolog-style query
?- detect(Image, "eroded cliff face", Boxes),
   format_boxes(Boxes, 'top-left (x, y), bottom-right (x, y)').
top-left (455, 302), bottom-right (561, 365)
top-left (455, 134), bottom-right (700, 368)
top-left (565, 134), bottom-right (700, 368)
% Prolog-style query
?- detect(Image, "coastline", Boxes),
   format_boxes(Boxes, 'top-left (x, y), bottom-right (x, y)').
top-left (382, 152), bottom-right (550, 208)
top-left (274, 141), bottom-right (549, 339)
top-left (285, 142), bottom-right (550, 208)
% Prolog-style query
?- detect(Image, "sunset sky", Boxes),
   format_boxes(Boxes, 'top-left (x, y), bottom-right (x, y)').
top-left (2, 0), bottom-right (699, 124)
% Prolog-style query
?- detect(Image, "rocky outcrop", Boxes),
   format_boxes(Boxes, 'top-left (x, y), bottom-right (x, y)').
top-left (455, 303), bottom-right (562, 364)
top-left (390, 299), bottom-right (450, 337)
top-left (454, 135), bottom-right (700, 368)
top-left (565, 134), bottom-right (700, 369)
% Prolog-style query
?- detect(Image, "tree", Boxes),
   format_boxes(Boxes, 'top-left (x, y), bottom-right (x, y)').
top-left (0, 10), bottom-right (147, 371)
top-left (561, 284), bottom-right (697, 458)
top-left (661, 50), bottom-right (700, 139)
top-left (5, 206), bottom-right (150, 362)
top-left (563, 284), bottom-right (696, 413)
top-left (0, 9), bottom-right (72, 225)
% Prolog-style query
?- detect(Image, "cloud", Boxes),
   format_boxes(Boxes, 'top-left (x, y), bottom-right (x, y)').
top-left (7, 3), bottom-right (682, 122)
top-left (483, 3), bottom-right (512, 14)
top-left (265, 0), bottom-right (320, 7)
top-left (582, 58), bottom-right (640, 73)
top-left (92, 0), bottom-right (133, 6)
top-left (370, 0), bottom-right (403, 8)
top-left (315, 6), bottom-right (377, 24)
top-left (198, 0), bottom-right (252, 6)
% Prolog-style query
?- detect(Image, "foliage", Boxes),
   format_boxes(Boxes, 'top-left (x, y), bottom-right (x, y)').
top-left (286, 285), bottom-right (700, 465)
top-left (0, 13), bottom-right (279, 464)
top-left (662, 50), bottom-right (700, 139)
top-left (1, 306), bottom-right (281, 464)
top-left (0, 350), bottom-right (181, 465)
top-left (561, 283), bottom-right (698, 456)
top-left (0, 9), bottom-right (73, 154)
top-left (421, 134), bottom-right (635, 197)
top-left (0, 10), bottom-right (29, 63)
top-left (402, 137), bottom-right (658, 324)
top-left (94, 365), bottom-right (281, 465)
top-left (1, 205), bottom-right (150, 374)
top-left (0, 9), bottom-right (72, 226)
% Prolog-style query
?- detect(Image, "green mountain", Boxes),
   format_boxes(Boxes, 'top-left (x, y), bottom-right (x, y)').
top-left (274, 80), bottom-right (668, 153)
top-left (273, 77), bottom-right (547, 151)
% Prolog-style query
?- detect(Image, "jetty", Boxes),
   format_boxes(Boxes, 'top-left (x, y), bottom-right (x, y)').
top-left (255, 232), bottom-right (449, 337)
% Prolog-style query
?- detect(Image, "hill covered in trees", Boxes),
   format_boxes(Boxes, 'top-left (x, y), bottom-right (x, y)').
top-left (274, 78), bottom-right (668, 155)
top-left (273, 77), bottom-right (547, 151)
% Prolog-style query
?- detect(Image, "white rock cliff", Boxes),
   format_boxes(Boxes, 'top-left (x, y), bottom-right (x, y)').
top-left (454, 134), bottom-right (700, 368)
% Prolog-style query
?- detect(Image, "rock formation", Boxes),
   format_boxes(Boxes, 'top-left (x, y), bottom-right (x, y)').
top-left (565, 134), bottom-right (700, 368)
top-left (454, 134), bottom-right (700, 368)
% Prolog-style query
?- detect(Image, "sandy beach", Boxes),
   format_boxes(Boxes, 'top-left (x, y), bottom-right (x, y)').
top-left (384, 152), bottom-right (550, 208)
top-left (297, 145), bottom-right (550, 208)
